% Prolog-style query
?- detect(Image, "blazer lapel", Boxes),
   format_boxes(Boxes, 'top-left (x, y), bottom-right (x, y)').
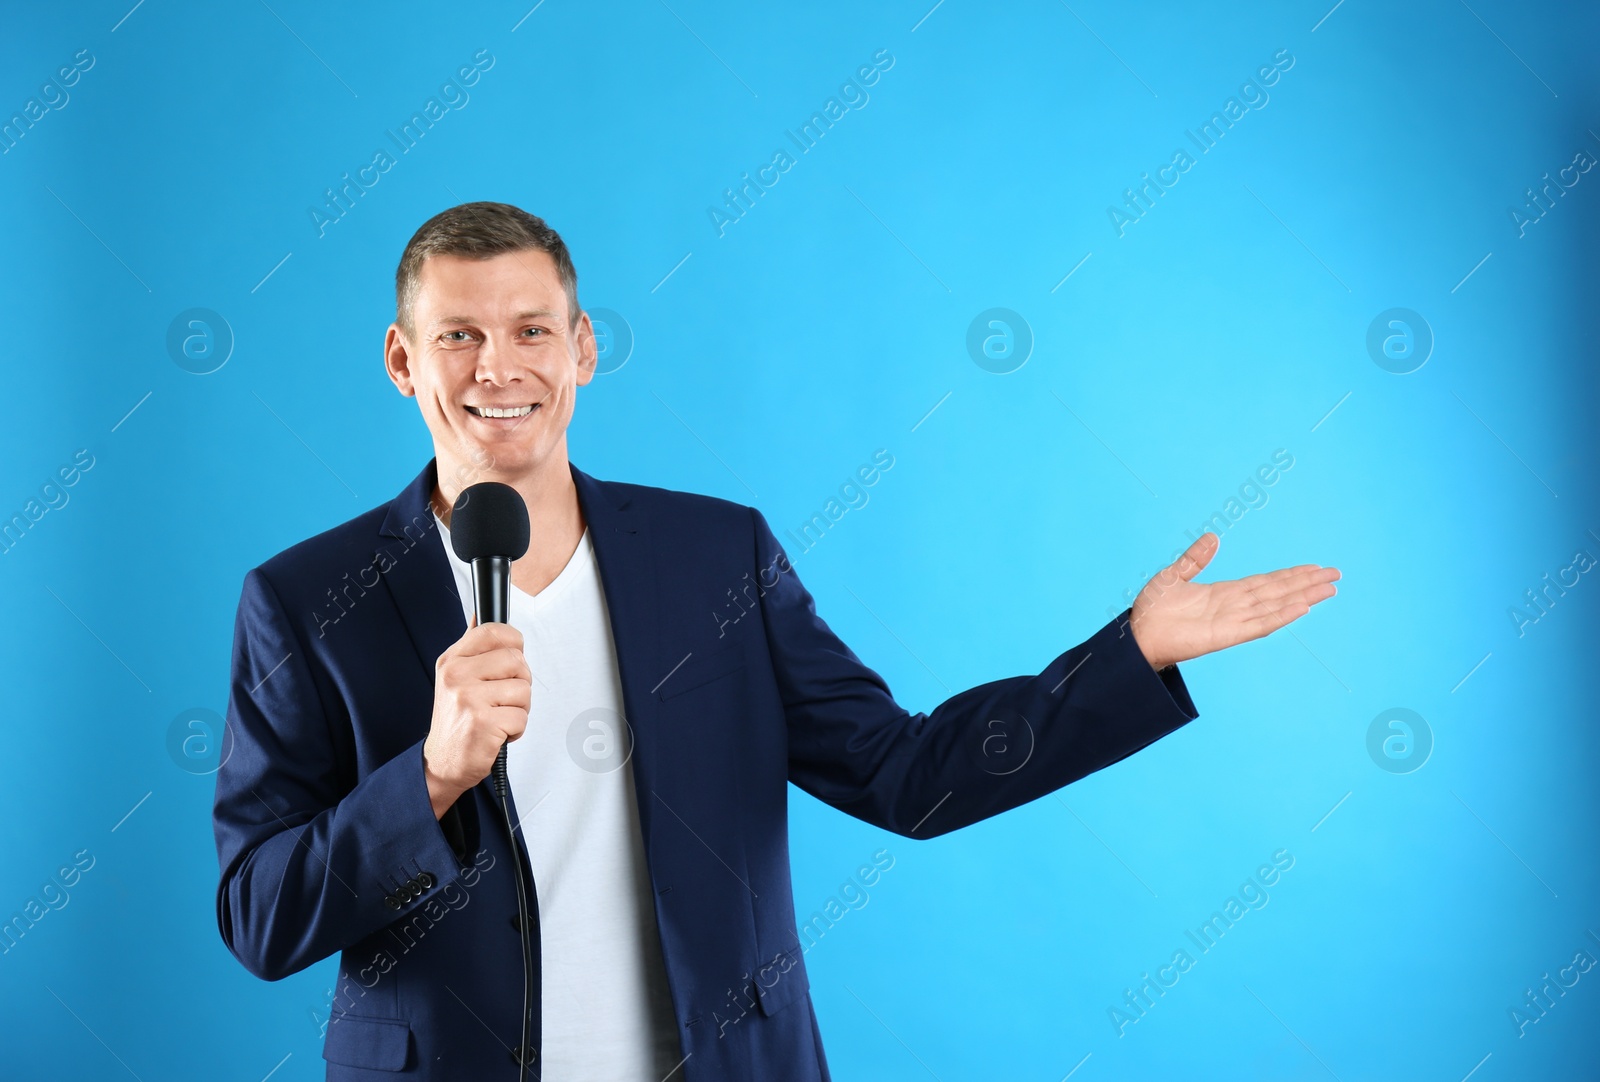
top-left (375, 458), bottom-right (466, 686)
top-left (570, 461), bottom-right (665, 857)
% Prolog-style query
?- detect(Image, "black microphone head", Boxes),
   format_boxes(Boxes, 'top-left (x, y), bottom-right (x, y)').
top-left (450, 482), bottom-right (530, 562)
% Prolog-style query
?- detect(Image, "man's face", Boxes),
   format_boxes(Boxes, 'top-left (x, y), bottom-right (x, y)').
top-left (384, 248), bottom-right (596, 491)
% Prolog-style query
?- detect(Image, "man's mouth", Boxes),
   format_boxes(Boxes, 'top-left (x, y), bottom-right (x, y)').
top-left (465, 403), bottom-right (538, 419)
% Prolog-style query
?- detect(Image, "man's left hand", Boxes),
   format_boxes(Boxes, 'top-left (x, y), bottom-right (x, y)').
top-left (1128, 532), bottom-right (1340, 671)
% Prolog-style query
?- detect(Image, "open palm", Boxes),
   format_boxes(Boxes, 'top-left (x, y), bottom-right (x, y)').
top-left (1128, 532), bottom-right (1340, 671)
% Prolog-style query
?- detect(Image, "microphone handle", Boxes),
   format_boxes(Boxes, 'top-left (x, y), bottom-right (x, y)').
top-left (470, 555), bottom-right (514, 799)
top-left (470, 554), bottom-right (512, 625)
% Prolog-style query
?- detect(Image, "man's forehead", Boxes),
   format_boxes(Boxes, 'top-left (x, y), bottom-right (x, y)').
top-left (427, 307), bottom-right (563, 329)
top-left (416, 251), bottom-right (565, 324)
top-left (418, 250), bottom-right (559, 288)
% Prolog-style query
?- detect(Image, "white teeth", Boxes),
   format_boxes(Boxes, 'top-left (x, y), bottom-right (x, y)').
top-left (470, 404), bottom-right (535, 418)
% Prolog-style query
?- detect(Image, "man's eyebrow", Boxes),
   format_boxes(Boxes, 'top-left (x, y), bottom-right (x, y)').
top-left (430, 308), bottom-right (561, 327)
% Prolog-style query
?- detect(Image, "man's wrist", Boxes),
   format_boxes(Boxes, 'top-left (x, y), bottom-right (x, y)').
top-left (421, 745), bottom-right (462, 821)
top-left (1127, 609), bottom-right (1168, 671)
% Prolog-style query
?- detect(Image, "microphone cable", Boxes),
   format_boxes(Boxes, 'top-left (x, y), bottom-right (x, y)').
top-left (494, 742), bottom-right (536, 1081)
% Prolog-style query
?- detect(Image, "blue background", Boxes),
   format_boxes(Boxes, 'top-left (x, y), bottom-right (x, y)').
top-left (2, 0), bottom-right (1597, 1078)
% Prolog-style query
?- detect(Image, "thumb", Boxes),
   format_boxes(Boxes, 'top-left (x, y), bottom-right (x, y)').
top-left (1172, 532), bottom-right (1219, 582)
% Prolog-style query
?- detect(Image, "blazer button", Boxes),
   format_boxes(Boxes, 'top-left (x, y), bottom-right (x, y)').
top-left (384, 895), bottom-right (401, 910)
top-left (510, 1046), bottom-right (537, 1066)
top-left (417, 871), bottom-right (435, 890)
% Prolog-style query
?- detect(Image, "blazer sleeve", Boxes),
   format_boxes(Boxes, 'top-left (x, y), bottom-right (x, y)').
top-left (751, 507), bottom-right (1200, 838)
top-left (212, 567), bottom-right (466, 982)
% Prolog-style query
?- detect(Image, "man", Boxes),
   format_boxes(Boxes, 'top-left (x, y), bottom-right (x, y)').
top-left (212, 201), bottom-right (1340, 1080)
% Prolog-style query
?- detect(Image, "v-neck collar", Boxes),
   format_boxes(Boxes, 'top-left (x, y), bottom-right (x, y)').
top-left (434, 514), bottom-right (595, 615)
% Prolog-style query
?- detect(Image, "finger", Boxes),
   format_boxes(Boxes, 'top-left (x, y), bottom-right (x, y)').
top-left (489, 705), bottom-right (529, 741)
top-left (1241, 600), bottom-right (1316, 637)
top-left (1277, 572), bottom-right (1340, 602)
top-left (457, 648), bottom-right (531, 682)
top-left (437, 612), bottom-right (480, 665)
top-left (1171, 533), bottom-right (1219, 583)
top-left (1229, 563), bottom-right (1327, 594)
top-left (484, 675), bottom-right (531, 710)
top-left (1237, 567), bottom-right (1340, 607)
top-left (458, 622), bottom-right (525, 656)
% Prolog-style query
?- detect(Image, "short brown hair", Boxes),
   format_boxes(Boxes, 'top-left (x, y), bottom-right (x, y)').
top-left (394, 201), bottom-right (581, 339)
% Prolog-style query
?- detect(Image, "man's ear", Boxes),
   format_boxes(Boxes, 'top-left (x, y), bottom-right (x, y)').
top-left (384, 322), bottom-right (417, 397)
top-left (573, 310), bottom-right (598, 387)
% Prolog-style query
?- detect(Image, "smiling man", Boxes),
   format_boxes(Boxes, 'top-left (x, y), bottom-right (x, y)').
top-left (213, 201), bottom-right (1340, 1081)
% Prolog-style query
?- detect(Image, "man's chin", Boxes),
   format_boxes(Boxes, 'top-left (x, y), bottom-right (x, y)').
top-left (437, 439), bottom-right (552, 481)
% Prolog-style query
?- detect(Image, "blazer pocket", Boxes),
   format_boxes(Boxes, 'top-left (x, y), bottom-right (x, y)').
top-left (658, 644), bottom-right (745, 701)
top-left (753, 944), bottom-right (810, 1018)
top-left (323, 1013), bottom-right (412, 1071)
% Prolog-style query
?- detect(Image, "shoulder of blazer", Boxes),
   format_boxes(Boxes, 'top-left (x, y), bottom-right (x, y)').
top-left (592, 473), bottom-right (754, 534)
top-left (249, 501), bottom-right (396, 611)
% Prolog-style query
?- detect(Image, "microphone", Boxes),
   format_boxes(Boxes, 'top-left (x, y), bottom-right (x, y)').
top-left (448, 480), bottom-right (536, 1080)
top-left (449, 480), bottom-right (531, 628)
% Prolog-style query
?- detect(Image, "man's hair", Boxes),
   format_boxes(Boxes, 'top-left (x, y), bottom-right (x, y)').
top-left (394, 201), bottom-right (581, 340)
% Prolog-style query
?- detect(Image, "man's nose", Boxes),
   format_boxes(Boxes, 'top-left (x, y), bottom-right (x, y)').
top-left (475, 333), bottom-right (524, 385)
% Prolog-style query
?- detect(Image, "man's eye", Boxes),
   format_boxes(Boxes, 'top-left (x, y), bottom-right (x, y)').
top-left (442, 330), bottom-right (472, 342)
top-left (522, 327), bottom-right (545, 337)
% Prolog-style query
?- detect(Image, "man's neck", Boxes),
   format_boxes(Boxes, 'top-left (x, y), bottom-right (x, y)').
top-left (431, 452), bottom-right (586, 566)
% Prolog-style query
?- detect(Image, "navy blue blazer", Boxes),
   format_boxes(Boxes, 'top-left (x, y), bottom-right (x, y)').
top-left (213, 458), bottom-right (1199, 1080)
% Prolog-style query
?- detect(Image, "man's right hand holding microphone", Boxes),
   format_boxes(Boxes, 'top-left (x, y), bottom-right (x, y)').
top-left (421, 616), bottom-right (532, 820)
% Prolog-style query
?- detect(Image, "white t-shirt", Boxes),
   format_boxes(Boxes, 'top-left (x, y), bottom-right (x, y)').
top-left (435, 514), bottom-right (683, 1079)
